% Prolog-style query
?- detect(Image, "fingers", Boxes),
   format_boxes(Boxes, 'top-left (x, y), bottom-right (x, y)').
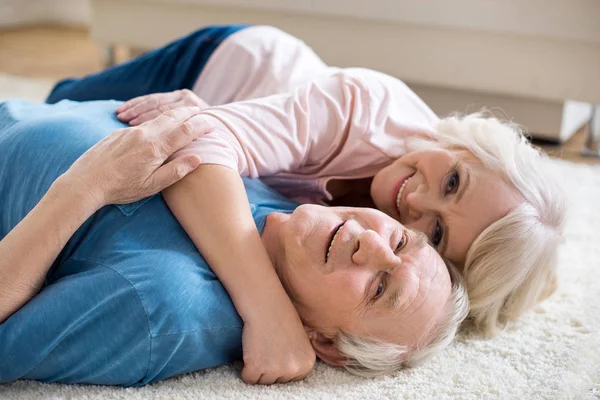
top-left (240, 369), bottom-right (279, 385)
top-left (141, 105), bottom-right (202, 135)
top-left (241, 364), bottom-right (313, 385)
top-left (241, 367), bottom-right (261, 385)
top-left (129, 100), bottom-right (190, 126)
top-left (146, 155), bottom-right (201, 192)
top-left (117, 106), bottom-right (213, 162)
top-left (117, 92), bottom-right (182, 122)
top-left (116, 89), bottom-right (209, 124)
top-left (157, 113), bottom-right (215, 155)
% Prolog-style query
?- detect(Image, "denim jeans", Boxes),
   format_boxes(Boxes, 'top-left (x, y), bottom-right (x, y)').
top-left (46, 25), bottom-right (249, 104)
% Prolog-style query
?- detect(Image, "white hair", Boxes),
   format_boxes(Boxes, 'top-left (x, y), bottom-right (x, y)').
top-left (429, 112), bottom-right (566, 336)
top-left (335, 260), bottom-right (469, 377)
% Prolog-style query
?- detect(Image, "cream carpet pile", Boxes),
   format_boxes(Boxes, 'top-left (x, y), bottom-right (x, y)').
top-left (0, 72), bottom-right (598, 399)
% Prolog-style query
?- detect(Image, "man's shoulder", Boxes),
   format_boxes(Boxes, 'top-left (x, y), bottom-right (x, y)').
top-left (244, 178), bottom-right (298, 218)
top-left (0, 99), bottom-right (126, 134)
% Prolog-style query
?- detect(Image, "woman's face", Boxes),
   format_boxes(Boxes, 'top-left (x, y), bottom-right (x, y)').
top-left (370, 148), bottom-right (523, 266)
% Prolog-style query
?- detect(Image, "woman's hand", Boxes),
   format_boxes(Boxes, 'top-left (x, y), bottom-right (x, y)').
top-left (63, 106), bottom-right (214, 208)
top-left (116, 89), bottom-right (210, 126)
top-left (241, 302), bottom-right (316, 385)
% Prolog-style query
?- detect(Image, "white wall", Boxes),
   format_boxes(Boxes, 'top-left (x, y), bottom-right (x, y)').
top-left (0, 0), bottom-right (91, 27)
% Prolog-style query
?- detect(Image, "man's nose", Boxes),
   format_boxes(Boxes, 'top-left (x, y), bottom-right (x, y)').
top-left (351, 230), bottom-right (398, 268)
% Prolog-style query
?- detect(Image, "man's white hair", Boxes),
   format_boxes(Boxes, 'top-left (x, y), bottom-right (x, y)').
top-left (335, 260), bottom-right (468, 377)
top-left (427, 112), bottom-right (566, 336)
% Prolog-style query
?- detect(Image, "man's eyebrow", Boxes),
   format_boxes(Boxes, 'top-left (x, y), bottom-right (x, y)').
top-left (384, 287), bottom-right (402, 311)
top-left (407, 228), bottom-right (429, 250)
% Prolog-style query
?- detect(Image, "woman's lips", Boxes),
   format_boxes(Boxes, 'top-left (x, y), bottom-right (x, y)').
top-left (394, 173), bottom-right (414, 218)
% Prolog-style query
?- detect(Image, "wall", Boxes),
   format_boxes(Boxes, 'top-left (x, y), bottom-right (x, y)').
top-left (0, 0), bottom-right (90, 27)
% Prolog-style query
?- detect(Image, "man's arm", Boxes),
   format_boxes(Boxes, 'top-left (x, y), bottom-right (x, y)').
top-left (163, 164), bottom-right (316, 385)
top-left (0, 180), bottom-right (101, 324)
top-left (0, 107), bottom-right (212, 324)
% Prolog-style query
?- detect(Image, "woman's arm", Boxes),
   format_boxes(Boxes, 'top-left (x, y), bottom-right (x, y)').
top-left (163, 165), bottom-right (315, 385)
top-left (156, 74), bottom-right (367, 384)
top-left (0, 107), bottom-right (213, 324)
top-left (153, 72), bottom-right (380, 384)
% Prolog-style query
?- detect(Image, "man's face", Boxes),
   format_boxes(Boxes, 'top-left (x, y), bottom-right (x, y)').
top-left (264, 205), bottom-right (452, 351)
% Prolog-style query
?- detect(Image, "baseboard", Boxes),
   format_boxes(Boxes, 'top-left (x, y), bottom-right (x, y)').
top-left (408, 83), bottom-right (592, 143)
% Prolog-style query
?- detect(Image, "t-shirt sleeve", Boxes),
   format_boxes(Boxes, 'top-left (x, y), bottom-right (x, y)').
top-left (170, 71), bottom-right (373, 178)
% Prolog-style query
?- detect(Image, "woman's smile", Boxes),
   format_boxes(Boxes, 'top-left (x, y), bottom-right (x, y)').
top-left (395, 173), bottom-right (414, 218)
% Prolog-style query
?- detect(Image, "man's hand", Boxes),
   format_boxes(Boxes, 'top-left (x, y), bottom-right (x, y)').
top-left (241, 302), bottom-right (316, 385)
top-left (64, 106), bottom-right (213, 208)
top-left (116, 89), bottom-right (210, 126)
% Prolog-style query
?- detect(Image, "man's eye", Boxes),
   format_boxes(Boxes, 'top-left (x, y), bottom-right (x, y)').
top-left (395, 232), bottom-right (407, 252)
top-left (446, 171), bottom-right (460, 194)
top-left (375, 282), bottom-right (384, 297)
top-left (432, 221), bottom-right (443, 247)
top-left (373, 274), bottom-right (388, 300)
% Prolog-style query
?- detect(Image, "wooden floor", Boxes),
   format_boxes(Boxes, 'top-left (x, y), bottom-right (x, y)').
top-left (0, 24), bottom-right (598, 165)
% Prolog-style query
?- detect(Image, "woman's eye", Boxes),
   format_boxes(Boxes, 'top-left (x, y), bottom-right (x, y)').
top-left (446, 171), bottom-right (460, 194)
top-left (432, 221), bottom-right (443, 247)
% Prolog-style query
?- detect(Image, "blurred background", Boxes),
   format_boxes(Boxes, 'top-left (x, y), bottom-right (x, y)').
top-left (1, 0), bottom-right (599, 163)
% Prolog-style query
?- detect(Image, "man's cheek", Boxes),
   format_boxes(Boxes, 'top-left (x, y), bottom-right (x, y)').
top-left (336, 273), bottom-right (369, 301)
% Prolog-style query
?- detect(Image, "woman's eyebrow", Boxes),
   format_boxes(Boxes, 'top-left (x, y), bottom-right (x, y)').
top-left (456, 165), bottom-right (471, 203)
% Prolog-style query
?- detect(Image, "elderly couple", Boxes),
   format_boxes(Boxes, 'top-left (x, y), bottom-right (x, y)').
top-left (0, 25), bottom-right (565, 386)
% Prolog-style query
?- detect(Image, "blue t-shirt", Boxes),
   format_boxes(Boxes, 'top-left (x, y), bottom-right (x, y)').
top-left (0, 100), bottom-right (298, 386)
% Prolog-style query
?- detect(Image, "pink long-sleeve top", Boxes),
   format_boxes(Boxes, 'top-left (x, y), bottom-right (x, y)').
top-left (175, 26), bottom-right (440, 204)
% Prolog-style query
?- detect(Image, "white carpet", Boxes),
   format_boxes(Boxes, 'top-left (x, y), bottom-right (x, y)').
top-left (0, 72), bottom-right (599, 400)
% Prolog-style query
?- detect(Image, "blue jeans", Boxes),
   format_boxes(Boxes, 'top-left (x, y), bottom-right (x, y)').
top-left (46, 25), bottom-right (249, 104)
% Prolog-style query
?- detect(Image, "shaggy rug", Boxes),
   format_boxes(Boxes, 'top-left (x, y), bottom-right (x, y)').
top-left (0, 72), bottom-right (598, 400)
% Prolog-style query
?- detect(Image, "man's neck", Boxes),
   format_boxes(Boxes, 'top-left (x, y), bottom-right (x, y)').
top-left (260, 212), bottom-right (288, 276)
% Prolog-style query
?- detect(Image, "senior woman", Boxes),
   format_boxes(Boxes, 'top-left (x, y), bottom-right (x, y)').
top-left (47, 25), bottom-right (566, 380)
top-left (0, 99), bottom-right (468, 386)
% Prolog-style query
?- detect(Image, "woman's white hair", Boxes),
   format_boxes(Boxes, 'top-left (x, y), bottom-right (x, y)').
top-left (429, 112), bottom-right (566, 336)
top-left (335, 260), bottom-right (469, 377)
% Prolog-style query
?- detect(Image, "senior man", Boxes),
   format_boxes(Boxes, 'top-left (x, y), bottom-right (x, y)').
top-left (0, 100), bottom-right (467, 386)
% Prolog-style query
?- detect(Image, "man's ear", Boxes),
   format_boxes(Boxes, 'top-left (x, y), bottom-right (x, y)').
top-left (304, 327), bottom-right (348, 367)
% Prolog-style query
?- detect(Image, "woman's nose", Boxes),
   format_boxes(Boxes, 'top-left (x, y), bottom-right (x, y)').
top-left (406, 187), bottom-right (435, 219)
top-left (351, 230), bottom-right (398, 268)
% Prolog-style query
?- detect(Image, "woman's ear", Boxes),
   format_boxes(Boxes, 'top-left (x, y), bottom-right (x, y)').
top-left (304, 327), bottom-right (348, 367)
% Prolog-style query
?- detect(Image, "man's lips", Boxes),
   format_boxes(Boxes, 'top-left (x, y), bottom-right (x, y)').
top-left (325, 222), bottom-right (345, 263)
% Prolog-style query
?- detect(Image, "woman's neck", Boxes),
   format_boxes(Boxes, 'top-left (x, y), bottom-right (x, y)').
top-left (326, 178), bottom-right (375, 208)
